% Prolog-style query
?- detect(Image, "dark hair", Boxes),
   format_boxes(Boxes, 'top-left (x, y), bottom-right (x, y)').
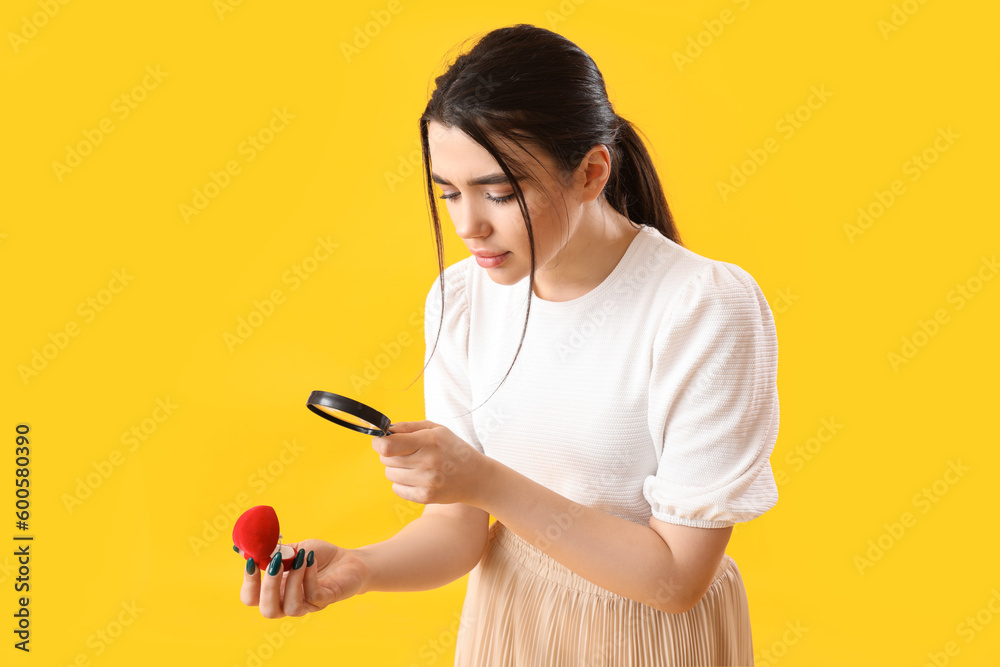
top-left (410, 23), bottom-right (683, 416)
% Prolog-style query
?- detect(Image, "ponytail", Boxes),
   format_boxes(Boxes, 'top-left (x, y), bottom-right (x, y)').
top-left (606, 115), bottom-right (683, 246)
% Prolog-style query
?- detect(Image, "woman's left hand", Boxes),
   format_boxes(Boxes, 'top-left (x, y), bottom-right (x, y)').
top-left (371, 421), bottom-right (486, 506)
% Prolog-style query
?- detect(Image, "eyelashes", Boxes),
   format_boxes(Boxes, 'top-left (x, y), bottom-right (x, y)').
top-left (438, 192), bottom-right (516, 207)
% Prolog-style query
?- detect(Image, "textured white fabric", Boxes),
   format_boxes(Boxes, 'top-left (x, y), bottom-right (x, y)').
top-left (422, 225), bottom-right (779, 529)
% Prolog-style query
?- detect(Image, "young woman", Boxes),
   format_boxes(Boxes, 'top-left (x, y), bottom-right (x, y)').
top-left (238, 23), bottom-right (779, 666)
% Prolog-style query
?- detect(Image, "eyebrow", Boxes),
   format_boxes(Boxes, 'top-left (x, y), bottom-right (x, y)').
top-left (431, 171), bottom-right (512, 187)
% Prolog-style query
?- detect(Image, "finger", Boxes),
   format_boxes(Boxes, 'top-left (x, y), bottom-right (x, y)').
top-left (380, 451), bottom-right (417, 468)
top-left (281, 549), bottom-right (310, 617)
top-left (258, 552), bottom-right (286, 619)
top-left (383, 461), bottom-right (419, 489)
top-left (240, 556), bottom-right (261, 607)
top-left (376, 432), bottom-right (424, 458)
top-left (301, 548), bottom-right (324, 607)
top-left (386, 420), bottom-right (436, 434)
top-left (392, 481), bottom-right (422, 503)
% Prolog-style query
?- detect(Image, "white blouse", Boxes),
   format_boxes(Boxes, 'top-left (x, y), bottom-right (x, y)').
top-left (422, 225), bottom-right (779, 529)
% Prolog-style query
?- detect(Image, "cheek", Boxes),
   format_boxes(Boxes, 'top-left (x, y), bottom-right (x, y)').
top-left (507, 191), bottom-right (558, 255)
top-left (519, 194), bottom-right (552, 232)
top-left (523, 201), bottom-right (560, 249)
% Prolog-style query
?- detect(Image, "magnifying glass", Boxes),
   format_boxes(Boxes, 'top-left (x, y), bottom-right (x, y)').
top-left (306, 390), bottom-right (395, 437)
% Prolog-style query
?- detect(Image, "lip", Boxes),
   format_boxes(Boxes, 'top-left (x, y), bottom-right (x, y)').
top-left (470, 249), bottom-right (506, 258)
top-left (475, 251), bottom-right (509, 268)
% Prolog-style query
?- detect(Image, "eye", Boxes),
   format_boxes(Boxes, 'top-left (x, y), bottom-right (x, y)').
top-left (438, 192), bottom-right (516, 206)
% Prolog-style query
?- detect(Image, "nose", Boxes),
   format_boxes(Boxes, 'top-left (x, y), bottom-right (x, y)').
top-left (451, 202), bottom-right (493, 241)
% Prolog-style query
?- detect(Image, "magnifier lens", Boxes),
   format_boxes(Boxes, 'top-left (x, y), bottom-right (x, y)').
top-left (306, 390), bottom-right (393, 437)
top-left (315, 406), bottom-right (378, 429)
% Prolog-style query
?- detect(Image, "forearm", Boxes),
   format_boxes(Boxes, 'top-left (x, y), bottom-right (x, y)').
top-left (470, 457), bottom-right (690, 613)
top-left (353, 513), bottom-right (485, 594)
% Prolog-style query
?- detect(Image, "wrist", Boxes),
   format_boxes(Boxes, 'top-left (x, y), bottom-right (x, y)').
top-left (467, 452), bottom-right (503, 512)
top-left (350, 546), bottom-right (376, 595)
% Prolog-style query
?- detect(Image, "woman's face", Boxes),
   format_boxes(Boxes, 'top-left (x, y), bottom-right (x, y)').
top-left (427, 120), bottom-right (578, 287)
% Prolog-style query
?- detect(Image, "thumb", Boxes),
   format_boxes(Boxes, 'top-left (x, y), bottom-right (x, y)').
top-left (386, 420), bottom-right (437, 434)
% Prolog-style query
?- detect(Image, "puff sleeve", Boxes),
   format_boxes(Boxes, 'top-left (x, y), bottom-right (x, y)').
top-left (643, 262), bottom-right (780, 529)
top-left (422, 263), bottom-right (485, 455)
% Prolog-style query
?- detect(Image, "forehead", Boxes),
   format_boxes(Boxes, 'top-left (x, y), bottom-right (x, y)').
top-left (427, 120), bottom-right (550, 183)
top-left (427, 122), bottom-right (496, 166)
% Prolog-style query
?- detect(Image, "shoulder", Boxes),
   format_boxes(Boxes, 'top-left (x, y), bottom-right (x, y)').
top-left (637, 230), bottom-right (772, 337)
top-left (672, 261), bottom-right (768, 319)
top-left (424, 256), bottom-right (476, 315)
top-left (639, 228), bottom-right (762, 298)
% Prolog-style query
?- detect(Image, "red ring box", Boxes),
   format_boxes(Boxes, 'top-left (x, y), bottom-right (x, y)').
top-left (233, 505), bottom-right (295, 572)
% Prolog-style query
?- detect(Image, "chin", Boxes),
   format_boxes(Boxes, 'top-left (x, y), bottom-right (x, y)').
top-left (481, 266), bottom-right (525, 286)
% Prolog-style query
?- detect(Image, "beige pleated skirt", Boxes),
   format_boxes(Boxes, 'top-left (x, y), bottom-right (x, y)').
top-left (453, 520), bottom-right (755, 667)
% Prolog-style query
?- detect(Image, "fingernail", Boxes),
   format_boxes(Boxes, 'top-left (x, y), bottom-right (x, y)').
top-left (293, 549), bottom-right (305, 570)
top-left (268, 551), bottom-right (282, 576)
top-left (233, 545), bottom-right (240, 553)
top-left (307, 550), bottom-right (315, 567)
top-left (246, 558), bottom-right (255, 575)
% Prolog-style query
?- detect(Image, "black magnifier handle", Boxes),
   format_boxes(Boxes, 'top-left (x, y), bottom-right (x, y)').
top-left (306, 390), bottom-right (394, 437)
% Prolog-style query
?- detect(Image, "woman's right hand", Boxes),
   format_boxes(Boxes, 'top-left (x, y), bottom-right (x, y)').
top-left (238, 538), bottom-right (371, 618)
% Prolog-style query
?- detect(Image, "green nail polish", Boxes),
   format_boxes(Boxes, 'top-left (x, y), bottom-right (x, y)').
top-left (293, 549), bottom-right (305, 570)
top-left (246, 558), bottom-right (255, 575)
top-left (268, 551), bottom-right (282, 576)
top-left (307, 550), bottom-right (314, 567)
top-left (233, 545), bottom-right (240, 553)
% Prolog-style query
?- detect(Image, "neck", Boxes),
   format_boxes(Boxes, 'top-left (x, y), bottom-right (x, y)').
top-left (532, 201), bottom-right (639, 302)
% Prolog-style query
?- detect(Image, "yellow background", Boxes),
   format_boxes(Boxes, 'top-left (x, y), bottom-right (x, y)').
top-left (3, 0), bottom-right (998, 665)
